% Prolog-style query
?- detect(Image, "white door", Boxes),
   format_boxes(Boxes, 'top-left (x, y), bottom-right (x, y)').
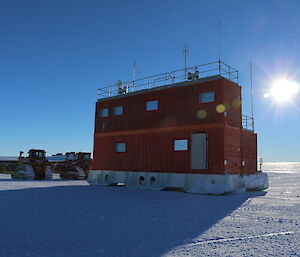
top-left (191, 133), bottom-right (208, 170)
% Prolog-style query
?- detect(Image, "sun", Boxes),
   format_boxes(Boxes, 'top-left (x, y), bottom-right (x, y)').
top-left (269, 79), bottom-right (300, 102)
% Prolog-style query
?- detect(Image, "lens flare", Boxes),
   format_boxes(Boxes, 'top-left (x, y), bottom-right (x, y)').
top-left (216, 104), bottom-right (226, 113)
top-left (197, 109), bottom-right (207, 119)
top-left (270, 79), bottom-right (300, 102)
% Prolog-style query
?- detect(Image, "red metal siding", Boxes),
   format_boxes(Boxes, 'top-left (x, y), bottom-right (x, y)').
top-left (95, 79), bottom-right (230, 134)
top-left (92, 77), bottom-right (254, 175)
top-left (241, 130), bottom-right (257, 175)
top-left (222, 80), bottom-right (242, 128)
top-left (224, 126), bottom-right (242, 175)
top-left (93, 125), bottom-right (224, 174)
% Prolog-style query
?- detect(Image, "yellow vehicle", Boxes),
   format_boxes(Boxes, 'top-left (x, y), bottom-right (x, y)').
top-left (10, 149), bottom-right (53, 180)
top-left (50, 152), bottom-right (91, 180)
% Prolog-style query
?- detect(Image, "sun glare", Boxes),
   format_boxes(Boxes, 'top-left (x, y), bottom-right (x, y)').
top-left (270, 79), bottom-right (300, 102)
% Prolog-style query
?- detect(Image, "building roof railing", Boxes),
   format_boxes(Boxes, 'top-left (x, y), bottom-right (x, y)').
top-left (97, 60), bottom-right (239, 100)
top-left (242, 115), bottom-right (255, 132)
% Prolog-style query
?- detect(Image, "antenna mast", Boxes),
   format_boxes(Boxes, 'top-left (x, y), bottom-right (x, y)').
top-left (183, 43), bottom-right (189, 79)
top-left (250, 62), bottom-right (254, 130)
top-left (218, 22), bottom-right (222, 75)
top-left (132, 60), bottom-right (136, 90)
top-left (218, 22), bottom-right (221, 61)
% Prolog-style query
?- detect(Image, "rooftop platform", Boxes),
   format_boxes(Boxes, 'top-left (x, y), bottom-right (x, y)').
top-left (97, 60), bottom-right (239, 100)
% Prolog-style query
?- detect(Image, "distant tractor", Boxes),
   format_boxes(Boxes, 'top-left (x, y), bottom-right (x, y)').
top-left (57, 152), bottom-right (91, 180)
top-left (11, 149), bottom-right (53, 180)
top-left (49, 152), bottom-right (92, 180)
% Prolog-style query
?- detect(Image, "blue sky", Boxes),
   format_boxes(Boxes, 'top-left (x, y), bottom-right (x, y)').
top-left (0, 0), bottom-right (299, 161)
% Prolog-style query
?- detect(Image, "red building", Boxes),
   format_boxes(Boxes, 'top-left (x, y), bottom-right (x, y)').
top-left (88, 61), bottom-right (268, 194)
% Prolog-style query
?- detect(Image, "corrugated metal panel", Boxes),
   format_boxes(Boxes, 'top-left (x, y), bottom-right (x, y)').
top-left (93, 125), bottom-right (225, 174)
top-left (222, 80), bottom-right (242, 128)
top-left (241, 130), bottom-right (257, 175)
top-left (95, 79), bottom-right (228, 134)
top-left (92, 77), bottom-right (247, 175)
top-left (224, 126), bottom-right (242, 175)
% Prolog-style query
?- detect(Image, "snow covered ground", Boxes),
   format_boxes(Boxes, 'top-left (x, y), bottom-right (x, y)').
top-left (0, 163), bottom-right (299, 257)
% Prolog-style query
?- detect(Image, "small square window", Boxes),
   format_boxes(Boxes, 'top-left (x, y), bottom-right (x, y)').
top-left (200, 92), bottom-right (215, 103)
top-left (116, 143), bottom-right (126, 152)
top-left (113, 106), bottom-right (123, 115)
top-left (100, 108), bottom-right (109, 117)
top-left (146, 100), bottom-right (158, 111)
top-left (174, 139), bottom-right (188, 151)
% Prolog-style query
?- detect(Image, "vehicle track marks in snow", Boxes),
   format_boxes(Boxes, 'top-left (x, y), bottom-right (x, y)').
top-left (189, 231), bottom-right (300, 246)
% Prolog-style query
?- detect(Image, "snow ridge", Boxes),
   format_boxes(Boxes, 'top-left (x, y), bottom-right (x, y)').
top-left (187, 230), bottom-right (300, 246)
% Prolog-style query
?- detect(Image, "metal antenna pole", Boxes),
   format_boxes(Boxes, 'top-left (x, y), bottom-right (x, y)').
top-left (218, 22), bottom-right (221, 75)
top-left (250, 62), bottom-right (254, 130)
top-left (132, 60), bottom-right (136, 90)
top-left (183, 43), bottom-right (189, 80)
top-left (218, 22), bottom-right (221, 61)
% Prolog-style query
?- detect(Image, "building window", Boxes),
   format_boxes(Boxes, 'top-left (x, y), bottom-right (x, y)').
top-left (146, 100), bottom-right (158, 111)
top-left (174, 139), bottom-right (188, 151)
top-left (200, 92), bottom-right (215, 103)
top-left (113, 106), bottom-right (123, 115)
top-left (116, 143), bottom-right (126, 152)
top-left (100, 108), bottom-right (109, 117)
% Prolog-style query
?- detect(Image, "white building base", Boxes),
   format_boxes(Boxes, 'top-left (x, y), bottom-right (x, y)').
top-left (87, 170), bottom-right (269, 195)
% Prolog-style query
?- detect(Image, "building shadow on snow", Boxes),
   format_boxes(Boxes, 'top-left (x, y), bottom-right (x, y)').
top-left (0, 185), bottom-right (266, 257)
